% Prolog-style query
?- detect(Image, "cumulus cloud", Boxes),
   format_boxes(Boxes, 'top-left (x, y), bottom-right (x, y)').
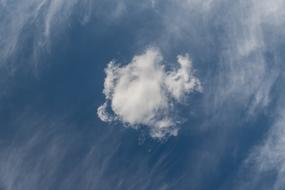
top-left (97, 48), bottom-right (202, 138)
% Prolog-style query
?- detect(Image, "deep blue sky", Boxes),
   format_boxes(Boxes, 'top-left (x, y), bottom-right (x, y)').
top-left (0, 1), bottom-right (285, 190)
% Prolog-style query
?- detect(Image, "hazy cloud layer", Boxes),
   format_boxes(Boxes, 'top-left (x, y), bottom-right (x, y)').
top-left (0, 0), bottom-right (80, 65)
top-left (1, 0), bottom-right (285, 189)
top-left (98, 48), bottom-right (201, 138)
top-left (227, 104), bottom-right (285, 190)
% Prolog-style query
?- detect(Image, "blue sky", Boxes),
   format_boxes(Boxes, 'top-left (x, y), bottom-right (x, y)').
top-left (0, 0), bottom-right (285, 189)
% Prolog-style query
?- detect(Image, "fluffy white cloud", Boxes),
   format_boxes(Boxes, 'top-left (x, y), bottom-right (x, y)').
top-left (97, 48), bottom-right (202, 138)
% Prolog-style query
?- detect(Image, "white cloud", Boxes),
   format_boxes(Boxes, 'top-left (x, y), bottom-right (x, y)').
top-left (97, 102), bottom-right (113, 123)
top-left (98, 48), bottom-right (202, 138)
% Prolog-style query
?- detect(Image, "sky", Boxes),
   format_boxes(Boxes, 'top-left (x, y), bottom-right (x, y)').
top-left (0, 0), bottom-right (285, 189)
